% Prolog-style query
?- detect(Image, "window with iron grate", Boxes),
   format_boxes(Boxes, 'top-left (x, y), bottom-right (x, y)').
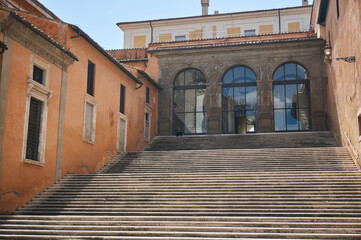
top-left (87, 61), bottom-right (95, 96)
top-left (25, 97), bottom-right (42, 161)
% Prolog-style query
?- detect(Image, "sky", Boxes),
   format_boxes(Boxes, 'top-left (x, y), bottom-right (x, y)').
top-left (37, 0), bottom-right (314, 50)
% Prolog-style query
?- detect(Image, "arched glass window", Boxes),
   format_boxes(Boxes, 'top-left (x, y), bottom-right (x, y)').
top-left (273, 63), bottom-right (311, 131)
top-left (173, 68), bottom-right (207, 134)
top-left (222, 66), bottom-right (257, 134)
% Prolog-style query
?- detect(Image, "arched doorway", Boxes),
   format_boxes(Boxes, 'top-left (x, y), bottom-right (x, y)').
top-left (222, 66), bottom-right (257, 134)
top-left (173, 68), bottom-right (207, 134)
top-left (273, 63), bottom-right (311, 131)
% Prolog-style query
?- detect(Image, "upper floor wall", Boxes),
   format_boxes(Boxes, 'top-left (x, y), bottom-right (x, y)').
top-left (118, 5), bottom-right (312, 49)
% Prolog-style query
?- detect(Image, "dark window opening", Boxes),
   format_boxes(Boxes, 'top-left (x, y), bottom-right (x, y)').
top-left (26, 97), bottom-right (42, 161)
top-left (120, 84), bottom-right (125, 114)
top-left (336, 0), bottom-right (340, 19)
top-left (33, 65), bottom-right (44, 85)
top-left (87, 61), bottom-right (95, 96)
top-left (146, 87), bottom-right (150, 104)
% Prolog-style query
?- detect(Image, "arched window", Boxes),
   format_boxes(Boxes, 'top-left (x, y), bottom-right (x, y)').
top-left (222, 66), bottom-right (257, 134)
top-left (173, 68), bottom-right (207, 134)
top-left (273, 63), bottom-right (311, 131)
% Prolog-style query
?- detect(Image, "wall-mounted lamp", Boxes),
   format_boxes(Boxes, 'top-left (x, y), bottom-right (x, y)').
top-left (323, 44), bottom-right (356, 63)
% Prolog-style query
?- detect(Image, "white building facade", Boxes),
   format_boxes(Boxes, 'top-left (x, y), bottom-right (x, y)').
top-left (118, 4), bottom-right (312, 49)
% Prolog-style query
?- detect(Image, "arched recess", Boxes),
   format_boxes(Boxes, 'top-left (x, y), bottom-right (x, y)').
top-left (273, 62), bottom-right (311, 131)
top-left (222, 65), bottom-right (257, 134)
top-left (173, 68), bottom-right (207, 134)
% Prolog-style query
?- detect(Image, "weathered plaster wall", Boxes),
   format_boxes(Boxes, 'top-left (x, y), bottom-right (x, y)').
top-left (0, 40), bottom-right (62, 214)
top-left (322, 0), bottom-right (361, 166)
top-left (155, 39), bottom-right (326, 135)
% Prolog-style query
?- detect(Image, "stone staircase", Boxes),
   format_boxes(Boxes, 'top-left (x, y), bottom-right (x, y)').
top-left (1, 132), bottom-right (361, 239)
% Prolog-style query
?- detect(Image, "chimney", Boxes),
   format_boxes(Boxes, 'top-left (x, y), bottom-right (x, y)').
top-left (214, 10), bottom-right (219, 15)
top-left (201, 0), bottom-right (209, 15)
top-left (302, 0), bottom-right (308, 6)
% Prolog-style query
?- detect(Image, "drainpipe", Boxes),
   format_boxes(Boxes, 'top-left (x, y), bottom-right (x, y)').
top-left (278, 9), bottom-right (281, 33)
top-left (150, 21), bottom-right (153, 44)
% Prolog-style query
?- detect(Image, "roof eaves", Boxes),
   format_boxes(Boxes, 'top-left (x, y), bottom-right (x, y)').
top-left (149, 37), bottom-right (321, 52)
top-left (69, 25), bottom-right (142, 85)
top-left (138, 69), bottom-right (162, 90)
top-left (9, 12), bottom-right (78, 61)
top-left (117, 5), bottom-right (312, 26)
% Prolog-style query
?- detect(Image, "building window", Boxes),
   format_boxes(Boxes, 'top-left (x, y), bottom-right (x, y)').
top-left (173, 68), bottom-right (207, 135)
top-left (336, 0), bottom-right (340, 19)
top-left (146, 87), bottom-right (150, 104)
top-left (22, 56), bottom-right (52, 165)
top-left (83, 96), bottom-right (96, 144)
top-left (26, 97), bottom-right (42, 161)
top-left (144, 104), bottom-right (152, 142)
top-left (273, 63), bottom-right (311, 131)
top-left (244, 30), bottom-right (256, 36)
top-left (222, 66), bottom-right (258, 134)
top-left (87, 61), bottom-right (95, 96)
top-left (120, 84), bottom-right (125, 114)
top-left (175, 35), bottom-right (186, 41)
top-left (33, 65), bottom-right (44, 84)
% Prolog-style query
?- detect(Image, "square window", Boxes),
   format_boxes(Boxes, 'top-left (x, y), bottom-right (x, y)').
top-left (175, 35), bottom-right (186, 41)
top-left (244, 29), bottom-right (256, 36)
top-left (33, 65), bottom-right (44, 85)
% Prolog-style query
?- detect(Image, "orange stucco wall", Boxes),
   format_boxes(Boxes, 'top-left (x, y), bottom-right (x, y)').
top-left (321, 0), bottom-right (361, 166)
top-left (0, 11), bottom-right (159, 213)
top-left (0, 40), bottom-right (62, 214)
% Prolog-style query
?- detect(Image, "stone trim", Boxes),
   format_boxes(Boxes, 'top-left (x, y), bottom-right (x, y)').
top-left (117, 113), bottom-right (128, 153)
top-left (83, 95), bottom-right (97, 145)
top-left (0, 35), bottom-right (11, 177)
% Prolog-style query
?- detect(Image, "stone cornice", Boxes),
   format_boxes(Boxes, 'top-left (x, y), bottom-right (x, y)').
top-left (0, 14), bottom-right (77, 70)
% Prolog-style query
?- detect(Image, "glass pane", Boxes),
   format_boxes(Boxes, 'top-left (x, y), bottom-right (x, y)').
top-left (274, 109), bottom-right (286, 131)
top-left (245, 68), bottom-right (256, 82)
top-left (273, 66), bottom-right (284, 81)
top-left (185, 89), bottom-right (196, 112)
top-left (286, 109), bottom-right (298, 131)
top-left (223, 69), bottom-right (233, 84)
top-left (234, 87), bottom-right (246, 106)
top-left (286, 84), bottom-right (297, 109)
top-left (273, 85), bottom-right (285, 109)
top-left (185, 69), bottom-right (195, 86)
top-left (234, 67), bottom-right (244, 83)
top-left (173, 90), bottom-right (184, 113)
top-left (246, 110), bottom-right (257, 133)
top-left (299, 109), bottom-right (311, 130)
top-left (297, 64), bottom-right (308, 80)
top-left (195, 70), bottom-right (206, 85)
top-left (174, 112), bottom-right (185, 133)
top-left (184, 113), bottom-right (195, 134)
top-left (298, 84), bottom-right (310, 108)
top-left (246, 86), bottom-right (257, 110)
top-left (222, 111), bottom-right (235, 133)
top-left (196, 89), bottom-right (206, 112)
top-left (174, 72), bottom-right (184, 86)
top-left (222, 87), bottom-right (234, 111)
top-left (285, 63), bottom-right (297, 80)
top-left (196, 112), bottom-right (207, 133)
